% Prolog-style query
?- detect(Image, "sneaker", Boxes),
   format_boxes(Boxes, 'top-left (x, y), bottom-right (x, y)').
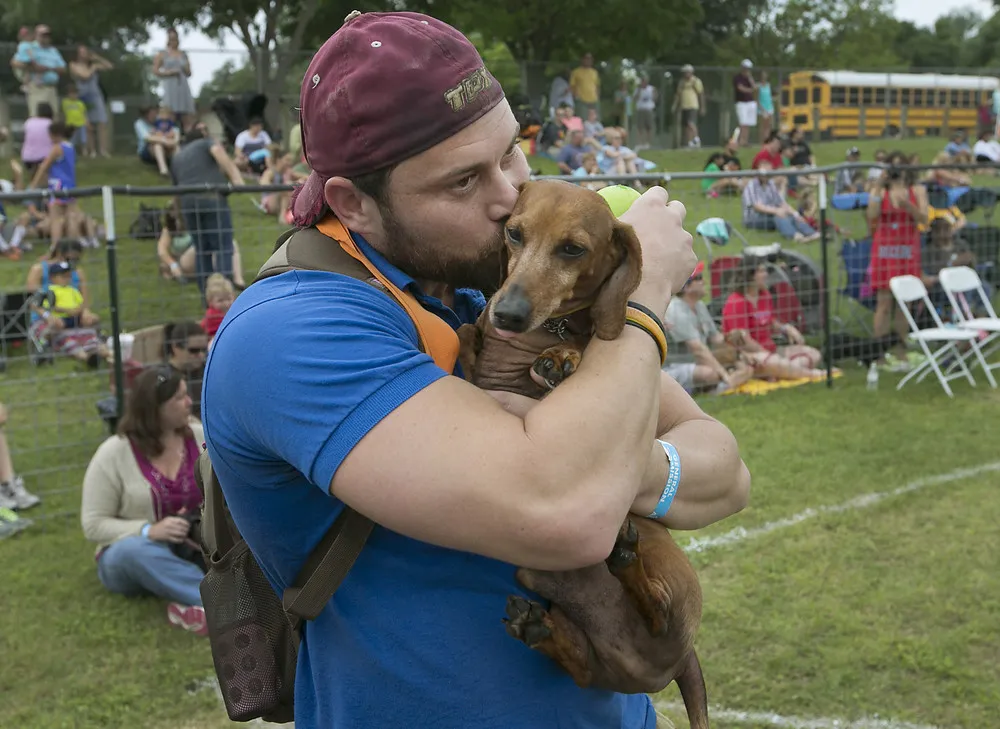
top-left (0, 482), bottom-right (16, 510)
top-left (167, 603), bottom-right (209, 636)
top-left (0, 506), bottom-right (33, 538)
top-left (8, 476), bottom-right (40, 510)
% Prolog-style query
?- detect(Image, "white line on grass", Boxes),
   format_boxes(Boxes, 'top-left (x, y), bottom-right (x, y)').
top-left (654, 701), bottom-right (943, 729)
top-left (683, 461), bottom-right (1000, 554)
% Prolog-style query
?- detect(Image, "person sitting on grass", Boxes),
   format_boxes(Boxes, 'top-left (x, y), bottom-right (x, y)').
top-left (156, 206), bottom-right (246, 288)
top-left (570, 151), bottom-right (607, 191)
top-left (200, 273), bottom-right (236, 342)
top-left (134, 106), bottom-right (178, 176)
top-left (0, 402), bottom-right (41, 512)
top-left (721, 257), bottom-right (829, 380)
top-left (257, 149), bottom-right (307, 224)
top-left (741, 158), bottom-right (819, 243)
top-left (81, 367), bottom-right (208, 637)
top-left (664, 261), bottom-right (753, 393)
top-left (26, 239), bottom-right (99, 327)
top-left (29, 260), bottom-right (110, 368)
top-left (702, 151), bottom-right (744, 198)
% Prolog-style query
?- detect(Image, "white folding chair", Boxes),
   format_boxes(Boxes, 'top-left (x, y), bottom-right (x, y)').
top-left (889, 275), bottom-right (981, 398)
top-left (938, 266), bottom-right (1000, 387)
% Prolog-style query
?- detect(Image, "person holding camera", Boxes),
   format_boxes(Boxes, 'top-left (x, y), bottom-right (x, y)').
top-left (81, 367), bottom-right (208, 636)
top-left (866, 151), bottom-right (929, 361)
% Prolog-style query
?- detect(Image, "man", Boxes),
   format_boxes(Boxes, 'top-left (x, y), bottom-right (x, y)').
top-left (835, 147), bottom-right (862, 194)
top-left (570, 52), bottom-right (600, 118)
top-left (555, 128), bottom-right (592, 174)
top-left (672, 64), bottom-right (704, 148)
top-left (201, 12), bottom-right (749, 729)
top-left (234, 117), bottom-right (273, 174)
top-left (170, 124), bottom-right (244, 294)
top-left (11, 25), bottom-right (66, 118)
top-left (665, 262), bottom-right (752, 393)
top-left (733, 59), bottom-right (757, 147)
top-left (945, 130), bottom-right (970, 157)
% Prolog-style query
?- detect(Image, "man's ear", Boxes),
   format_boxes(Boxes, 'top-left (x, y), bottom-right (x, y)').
top-left (324, 177), bottom-right (381, 236)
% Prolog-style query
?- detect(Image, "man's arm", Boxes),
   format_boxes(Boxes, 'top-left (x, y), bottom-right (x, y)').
top-left (640, 371), bottom-right (750, 530)
top-left (332, 188), bottom-right (695, 572)
top-left (686, 337), bottom-right (730, 381)
top-left (210, 143), bottom-right (245, 187)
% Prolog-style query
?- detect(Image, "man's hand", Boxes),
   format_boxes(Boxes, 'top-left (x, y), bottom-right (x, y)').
top-left (620, 186), bottom-right (696, 318)
top-left (783, 324), bottom-right (805, 345)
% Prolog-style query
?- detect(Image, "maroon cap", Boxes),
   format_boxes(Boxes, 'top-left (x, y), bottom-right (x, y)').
top-left (291, 11), bottom-right (505, 227)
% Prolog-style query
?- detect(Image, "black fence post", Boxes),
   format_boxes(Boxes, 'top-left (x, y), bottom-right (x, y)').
top-left (102, 186), bottom-right (125, 417)
top-left (819, 175), bottom-right (833, 389)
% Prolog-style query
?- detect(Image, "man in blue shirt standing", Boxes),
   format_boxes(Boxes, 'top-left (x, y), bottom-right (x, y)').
top-left (11, 25), bottom-right (66, 119)
top-left (202, 11), bottom-right (751, 729)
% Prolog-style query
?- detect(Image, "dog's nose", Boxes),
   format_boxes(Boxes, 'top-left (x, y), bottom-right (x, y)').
top-left (492, 288), bottom-right (533, 332)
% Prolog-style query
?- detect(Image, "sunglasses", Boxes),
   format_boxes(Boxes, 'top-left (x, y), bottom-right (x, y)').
top-left (186, 346), bottom-right (207, 355)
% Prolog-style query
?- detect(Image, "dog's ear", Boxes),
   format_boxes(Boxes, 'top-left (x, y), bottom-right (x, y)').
top-left (591, 220), bottom-right (643, 340)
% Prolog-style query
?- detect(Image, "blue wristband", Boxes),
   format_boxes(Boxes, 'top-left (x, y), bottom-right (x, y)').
top-left (141, 523), bottom-right (151, 540)
top-left (647, 440), bottom-right (681, 520)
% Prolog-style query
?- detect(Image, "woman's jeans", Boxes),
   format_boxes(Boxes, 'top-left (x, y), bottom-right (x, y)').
top-left (97, 535), bottom-right (204, 606)
top-left (181, 195), bottom-right (234, 295)
top-left (745, 214), bottom-right (816, 240)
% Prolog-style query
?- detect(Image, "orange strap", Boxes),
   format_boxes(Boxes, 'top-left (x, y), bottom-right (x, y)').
top-left (316, 216), bottom-right (460, 373)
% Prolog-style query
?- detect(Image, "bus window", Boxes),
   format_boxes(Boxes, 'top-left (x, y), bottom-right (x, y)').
top-left (901, 89), bottom-right (911, 106)
top-left (875, 88), bottom-right (886, 105)
top-left (812, 87), bottom-right (822, 103)
top-left (961, 90), bottom-right (972, 108)
top-left (862, 88), bottom-right (873, 105)
top-left (913, 89), bottom-right (923, 107)
top-left (950, 90), bottom-right (960, 107)
top-left (890, 89), bottom-right (899, 104)
top-left (848, 88), bottom-right (859, 106)
top-left (793, 88), bottom-right (808, 104)
top-left (937, 90), bottom-right (947, 106)
top-left (831, 87), bottom-right (846, 105)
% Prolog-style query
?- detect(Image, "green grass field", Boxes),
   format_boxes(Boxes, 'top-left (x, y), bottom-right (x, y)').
top-left (0, 138), bottom-right (998, 729)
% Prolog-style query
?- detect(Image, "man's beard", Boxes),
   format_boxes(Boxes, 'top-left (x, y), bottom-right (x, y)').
top-left (380, 207), bottom-right (507, 295)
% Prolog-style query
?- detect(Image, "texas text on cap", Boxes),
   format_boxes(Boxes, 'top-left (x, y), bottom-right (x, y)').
top-left (291, 11), bottom-right (506, 227)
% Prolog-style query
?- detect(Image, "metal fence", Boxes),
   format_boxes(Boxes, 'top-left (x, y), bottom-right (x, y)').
top-left (1, 161), bottom-right (998, 530)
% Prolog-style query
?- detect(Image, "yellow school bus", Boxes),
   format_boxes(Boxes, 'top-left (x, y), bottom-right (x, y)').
top-left (780, 70), bottom-right (998, 139)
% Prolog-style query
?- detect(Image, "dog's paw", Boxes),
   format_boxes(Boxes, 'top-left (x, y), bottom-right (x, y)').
top-left (503, 595), bottom-right (552, 647)
top-left (531, 345), bottom-right (582, 390)
top-left (605, 518), bottom-right (639, 574)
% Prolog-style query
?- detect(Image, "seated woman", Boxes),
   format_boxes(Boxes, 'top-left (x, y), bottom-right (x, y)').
top-left (924, 152), bottom-right (971, 188)
top-left (30, 260), bottom-right (110, 368)
top-left (922, 218), bottom-right (982, 311)
top-left (133, 106), bottom-right (178, 177)
top-left (81, 367), bottom-right (208, 636)
top-left (721, 257), bottom-right (828, 380)
top-left (26, 239), bottom-right (99, 327)
top-left (741, 159), bottom-right (819, 243)
top-left (157, 206), bottom-right (246, 288)
top-left (702, 152), bottom-right (744, 198)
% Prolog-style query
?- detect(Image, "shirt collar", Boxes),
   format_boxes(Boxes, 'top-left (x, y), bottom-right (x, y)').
top-left (349, 230), bottom-right (419, 295)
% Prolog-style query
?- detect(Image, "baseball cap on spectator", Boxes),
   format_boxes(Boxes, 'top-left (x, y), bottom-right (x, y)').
top-left (49, 261), bottom-right (72, 276)
top-left (291, 11), bottom-right (505, 227)
top-left (682, 260), bottom-right (705, 289)
top-left (35, 24), bottom-right (51, 35)
top-left (681, 64), bottom-right (694, 73)
top-left (740, 59), bottom-right (754, 69)
top-left (846, 146), bottom-right (860, 158)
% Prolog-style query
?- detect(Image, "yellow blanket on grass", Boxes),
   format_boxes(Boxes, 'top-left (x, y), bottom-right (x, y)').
top-left (720, 370), bottom-right (844, 397)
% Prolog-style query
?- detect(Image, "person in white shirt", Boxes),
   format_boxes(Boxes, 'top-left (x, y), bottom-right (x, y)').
top-left (973, 130), bottom-right (1000, 165)
top-left (233, 117), bottom-right (272, 174)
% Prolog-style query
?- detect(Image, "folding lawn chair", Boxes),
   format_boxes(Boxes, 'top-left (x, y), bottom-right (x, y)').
top-left (694, 217), bottom-right (751, 262)
top-left (889, 275), bottom-right (986, 398)
top-left (938, 266), bottom-right (1000, 387)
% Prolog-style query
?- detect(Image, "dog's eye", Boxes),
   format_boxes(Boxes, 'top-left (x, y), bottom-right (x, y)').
top-left (505, 227), bottom-right (523, 245)
top-left (559, 243), bottom-right (586, 258)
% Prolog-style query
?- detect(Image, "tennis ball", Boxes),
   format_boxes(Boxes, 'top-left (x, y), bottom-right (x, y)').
top-left (597, 184), bottom-right (642, 218)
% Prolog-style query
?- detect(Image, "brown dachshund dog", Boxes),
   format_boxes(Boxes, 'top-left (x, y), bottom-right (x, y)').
top-left (457, 180), bottom-right (709, 729)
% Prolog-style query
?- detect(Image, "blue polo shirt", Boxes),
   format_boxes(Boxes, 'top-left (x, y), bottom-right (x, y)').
top-left (201, 232), bottom-right (655, 729)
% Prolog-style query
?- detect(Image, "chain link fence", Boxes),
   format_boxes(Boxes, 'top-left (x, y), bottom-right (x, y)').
top-left (0, 162), bottom-right (998, 530)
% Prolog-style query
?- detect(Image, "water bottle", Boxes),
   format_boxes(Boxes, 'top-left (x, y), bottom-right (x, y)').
top-left (866, 361), bottom-right (880, 391)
